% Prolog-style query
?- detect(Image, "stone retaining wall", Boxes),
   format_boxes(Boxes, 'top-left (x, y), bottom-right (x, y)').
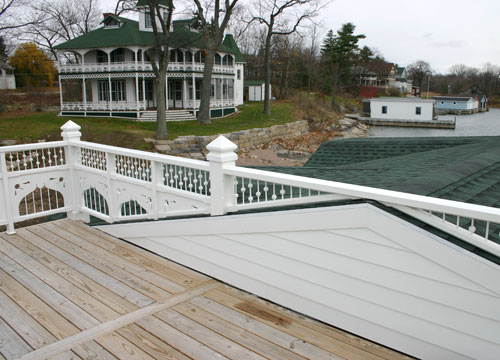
top-left (153, 120), bottom-right (310, 159)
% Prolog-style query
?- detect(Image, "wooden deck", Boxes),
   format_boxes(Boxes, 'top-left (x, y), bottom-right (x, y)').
top-left (0, 219), bottom-right (412, 360)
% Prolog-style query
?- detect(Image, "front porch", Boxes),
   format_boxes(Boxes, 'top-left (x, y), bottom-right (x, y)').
top-left (59, 76), bottom-right (237, 119)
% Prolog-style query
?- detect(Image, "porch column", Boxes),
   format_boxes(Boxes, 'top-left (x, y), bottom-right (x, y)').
top-left (82, 54), bottom-right (87, 115)
top-left (192, 75), bottom-right (196, 109)
top-left (82, 76), bottom-right (87, 115)
top-left (57, 52), bottom-right (64, 111)
top-left (59, 77), bottom-right (64, 111)
top-left (142, 77), bottom-right (146, 110)
top-left (166, 76), bottom-right (169, 110)
top-left (183, 78), bottom-right (187, 109)
top-left (135, 49), bottom-right (140, 115)
top-left (107, 53), bottom-right (112, 115)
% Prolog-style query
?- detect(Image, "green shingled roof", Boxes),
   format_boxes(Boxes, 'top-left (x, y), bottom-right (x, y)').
top-left (54, 16), bottom-right (244, 59)
top-left (136, 0), bottom-right (170, 7)
top-left (262, 136), bottom-right (500, 208)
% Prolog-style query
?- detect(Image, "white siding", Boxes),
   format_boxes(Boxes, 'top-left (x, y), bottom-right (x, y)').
top-left (234, 63), bottom-right (244, 106)
top-left (370, 99), bottom-right (434, 121)
top-left (99, 203), bottom-right (500, 360)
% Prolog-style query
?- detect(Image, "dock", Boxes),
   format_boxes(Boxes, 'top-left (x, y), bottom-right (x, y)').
top-left (345, 114), bottom-right (455, 129)
top-left (0, 219), bottom-right (410, 360)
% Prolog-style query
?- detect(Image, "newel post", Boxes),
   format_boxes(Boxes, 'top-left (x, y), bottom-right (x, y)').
top-left (61, 121), bottom-right (89, 222)
top-left (207, 136), bottom-right (238, 216)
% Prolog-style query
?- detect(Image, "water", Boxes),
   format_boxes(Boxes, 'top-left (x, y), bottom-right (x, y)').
top-left (367, 108), bottom-right (500, 137)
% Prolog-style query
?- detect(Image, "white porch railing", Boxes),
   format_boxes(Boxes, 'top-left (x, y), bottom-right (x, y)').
top-left (62, 102), bottom-right (146, 111)
top-left (184, 99), bottom-right (235, 109)
top-left (2, 121), bottom-right (500, 258)
top-left (59, 62), bottom-right (235, 75)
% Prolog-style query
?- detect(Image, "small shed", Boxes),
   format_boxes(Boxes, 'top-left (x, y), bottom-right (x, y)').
top-left (0, 63), bottom-right (15, 90)
top-left (370, 97), bottom-right (435, 121)
top-left (433, 95), bottom-right (476, 114)
top-left (244, 80), bottom-right (271, 102)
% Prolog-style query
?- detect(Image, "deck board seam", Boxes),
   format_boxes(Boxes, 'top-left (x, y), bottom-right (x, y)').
top-left (16, 280), bottom-right (220, 360)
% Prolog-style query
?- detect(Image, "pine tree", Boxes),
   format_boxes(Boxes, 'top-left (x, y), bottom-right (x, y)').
top-left (321, 23), bottom-right (365, 107)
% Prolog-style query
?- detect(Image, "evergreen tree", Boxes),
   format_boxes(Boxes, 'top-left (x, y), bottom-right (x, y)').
top-left (321, 23), bottom-right (365, 107)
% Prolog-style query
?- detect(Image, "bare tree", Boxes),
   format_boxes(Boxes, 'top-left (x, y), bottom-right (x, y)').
top-left (251, 0), bottom-right (321, 115)
top-left (192, 0), bottom-right (239, 125)
top-left (407, 60), bottom-right (432, 94)
top-left (114, 0), bottom-right (137, 15)
top-left (143, 0), bottom-right (174, 140)
top-left (26, 0), bottom-right (101, 59)
top-left (0, 0), bottom-right (40, 32)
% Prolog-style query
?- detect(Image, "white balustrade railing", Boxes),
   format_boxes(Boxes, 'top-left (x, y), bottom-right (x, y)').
top-left (59, 62), bottom-right (235, 75)
top-left (2, 120), bottom-right (500, 259)
top-left (62, 102), bottom-right (145, 111)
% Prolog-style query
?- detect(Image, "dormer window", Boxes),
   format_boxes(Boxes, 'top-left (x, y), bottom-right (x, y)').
top-left (103, 15), bottom-right (122, 29)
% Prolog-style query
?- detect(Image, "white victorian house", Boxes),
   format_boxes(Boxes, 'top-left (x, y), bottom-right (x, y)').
top-left (55, 0), bottom-right (245, 120)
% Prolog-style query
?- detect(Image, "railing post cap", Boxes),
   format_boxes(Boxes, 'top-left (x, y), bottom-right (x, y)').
top-left (61, 120), bottom-right (81, 141)
top-left (206, 135), bottom-right (238, 163)
top-left (206, 135), bottom-right (238, 153)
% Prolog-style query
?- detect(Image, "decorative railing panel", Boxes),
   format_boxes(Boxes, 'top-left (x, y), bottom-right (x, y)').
top-left (62, 102), bottom-right (145, 111)
top-left (4, 144), bottom-right (66, 172)
top-left (80, 147), bottom-right (107, 171)
top-left (59, 62), bottom-right (235, 75)
top-left (116, 155), bottom-right (152, 182)
top-left (163, 164), bottom-right (210, 196)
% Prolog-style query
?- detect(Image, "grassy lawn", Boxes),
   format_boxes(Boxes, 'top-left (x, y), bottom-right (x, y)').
top-left (0, 101), bottom-right (296, 150)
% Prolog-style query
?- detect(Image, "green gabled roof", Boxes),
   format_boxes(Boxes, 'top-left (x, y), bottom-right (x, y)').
top-left (54, 17), bottom-right (244, 57)
top-left (222, 34), bottom-right (245, 63)
top-left (244, 80), bottom-right (264, 86)
top-left (136, 0), bottom-right (170, 7)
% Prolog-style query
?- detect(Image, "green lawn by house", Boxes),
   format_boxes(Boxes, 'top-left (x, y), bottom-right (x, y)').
top-left (0, 101), bottom-right (296, 151)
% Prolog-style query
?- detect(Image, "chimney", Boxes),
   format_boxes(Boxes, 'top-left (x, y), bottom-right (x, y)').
top-left (103, 13), bottom-right (114, 19)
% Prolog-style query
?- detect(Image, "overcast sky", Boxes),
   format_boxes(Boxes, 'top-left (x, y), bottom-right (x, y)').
top-left (99, 0), bottom-right (499, 74)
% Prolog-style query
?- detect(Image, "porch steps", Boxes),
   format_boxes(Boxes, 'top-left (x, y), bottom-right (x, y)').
top-left (139, 110), bottom-right (196, 122)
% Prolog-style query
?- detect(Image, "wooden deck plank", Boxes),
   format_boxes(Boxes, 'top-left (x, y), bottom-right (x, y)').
top-left (0, 251), bottom-right (100, 331)
top-left (136, 315), bottom-right (230, 359)
top-left (190, 295), bottom-right (343, 360)
top-left (171, 302), bottom-right (308, 360)
top-left (55, 220), bottom-right (204, 289)
top-left (207, 286), bottom-right (410, 360)
top-left (0, 317), bottom-right (32, 359)
top-left (44, 222), bottom-right (186, 295)
top-left (0, 290), bottom-right (79, 360)
top-left (29, 224), bottom-right (171, 303)
top-left (0, 232), bottom-right (134, 320)
top-left (0, 268), bottom-right (81, 340)
top-left (69, 219), bottom-right (209, 284)
top-left (94, 332), bottom-right (156, 360)
top-left (20, 226), bottom-right (152, 308)
top-left (0, 268), bottom-right (114, 360)
top-left (116, 324), bottom-right (191, 360)
top-left (154, 309), bottom-right (267, 360)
